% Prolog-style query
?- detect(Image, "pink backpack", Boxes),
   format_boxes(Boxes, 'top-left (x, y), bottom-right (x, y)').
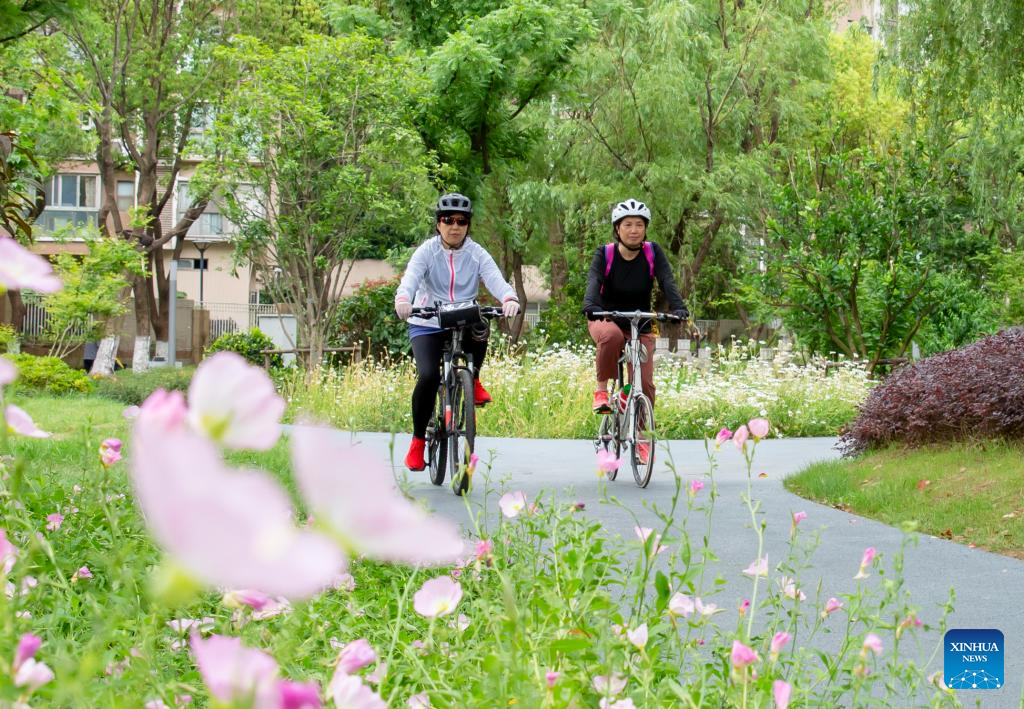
top-left (601, 242), bottom-right (654, 293)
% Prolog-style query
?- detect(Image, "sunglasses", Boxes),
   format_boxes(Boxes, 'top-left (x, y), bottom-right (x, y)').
top-left (439, 215), bottom-right (470, 226)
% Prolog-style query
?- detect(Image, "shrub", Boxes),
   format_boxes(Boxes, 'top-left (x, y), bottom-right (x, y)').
top-left (0, 324), bottom-right (17, 352)
top-left (205, 328), bottom-right (281, 368)
top-left (94, 366), bottom-right (195, 405)
top-left (3, 353), bottom-right (93, 395)
top-left (329, 277), bottom-right (410, 360)
top-left (840, 327), bottom-right (1024, 453)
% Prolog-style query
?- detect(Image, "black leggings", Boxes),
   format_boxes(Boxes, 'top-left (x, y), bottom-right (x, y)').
top-left (410, 326), bottom-right (489, 438)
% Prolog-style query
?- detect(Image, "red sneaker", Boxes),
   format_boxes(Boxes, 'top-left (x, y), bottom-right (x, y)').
top-left (405, 436), bottom-right (426, 471)
top-left (473, 379), bottom-right (492, 406)
top-left (592, 390), bottom-right (612, 414)
top-left (636, 442), bottom-right (651, 466)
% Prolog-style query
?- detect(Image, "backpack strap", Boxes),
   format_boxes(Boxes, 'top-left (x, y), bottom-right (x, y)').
top-left (600, 243), bottom-right (615, 294)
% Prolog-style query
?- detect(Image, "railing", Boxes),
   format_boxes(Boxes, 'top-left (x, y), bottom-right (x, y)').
top-left (18, 293), bottom-right (93, 341)
top-left (200, 302), bottom-right (281, 340)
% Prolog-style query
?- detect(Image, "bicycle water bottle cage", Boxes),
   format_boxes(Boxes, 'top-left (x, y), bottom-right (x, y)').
top-left (438, 300), bottom-right (482, 329)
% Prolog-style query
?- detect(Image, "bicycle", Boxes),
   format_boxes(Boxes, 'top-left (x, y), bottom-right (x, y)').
top-left (410, 302), bottom-right (504, 497)
top-left (591, 310), bottom-right (682, 488)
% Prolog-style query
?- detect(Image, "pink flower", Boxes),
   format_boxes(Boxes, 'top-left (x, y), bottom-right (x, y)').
top-left (336, 639), bottom-right (377, 674)
top-left (772, 680), bottom-right (791, 709)
top-left (167, 618), bottom-right (215, 634)
top-left (475, 539), bottom-right (493, 559)
top-left (738, 598), bottom-right (751, 616)
top-left (855, 547), bottom-right (877, 579)
top-left (779, 577), bottom-right (805, 602)
top-left (0, 529), bottom-right (16, 574)
top-left (46, 513), bottom-right (64, 532)
top-left (188, 352), bottom-right (285, 450)
top-left (130, 412), bottom-right (344, 599)
top-left (823, 597), bottom-right (843, 616)
top-left (498, 491), bottom-right (528, 519)
top-left (123, 405), bottom-right (141, 420)
top-left (14, 657), bottom-right (55, 691)
top-left (0, 237), bottom-right (62, 292)
top-left (138, 389), bottom-right (188, 431)
top-left (100, 438), bottom-right (123, 467)
top-left (328, 672), bottom-right (386, 709)
top-left (278, 680), bottom-right (322, 709)
top-left (72, 565), bottom-right (93, 581)
top-left (733, 425), bottom-right (750, 450)
top-left (770, 631), bottom-right (792, 654)
top-left (407, 692), bottom-right (431, 708)
top-left (332, 573), bottom-right (356, 592)
top-left (291, 425), bottom-right (464, 565)
top-left (596, 449), bottom-right (622, 474)
top-left (791, 511), bottom-right (807, 527)
top-left (730, 640), bottom-right (759, 669)
top-left (715, 427), bottom-right (732, 446)
top-left (190, 634), bottom-right (279, 707)
top-left (13, 633), bottom-right (41, 672)
top-left (592, 674), bottom-right (626, 696)
top-left (223, 589), bottom-right (273, 611)
top-left (413, 576), bottom-right (463, 618)
top-left (633, 526), bottom-right (667, 555)
top-left (626, 623), bottom-right (648, 650)
top-left (599, 700), bottom-right (637, 709)
top-left (694, 598), bottom-right (720, 617)
top-left (5, 404), bottom-right (50, 438)
top-left (862, 633), bottom-right (883, 655)
top-left (748, 418), bottom-right (770, 439)
top-left (669, 592), bottom-right (695, 617)
top-left (0, 357), bottom-right (16, 386)
top-left (545, 671), bottom-right (560, 688)
top-left (742, 556), bottom-right (768, 577)
top-left (688, 479), bottom-right (705, 496)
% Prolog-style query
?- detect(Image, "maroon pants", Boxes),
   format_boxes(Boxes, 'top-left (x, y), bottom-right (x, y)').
top-left (588, 320), bottom-right (656, 405)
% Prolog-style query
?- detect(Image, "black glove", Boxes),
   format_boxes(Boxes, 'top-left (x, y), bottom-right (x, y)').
top-left (670, 308), bottom-right (689, 322)
top-left (584, 306), bottom-right (602, 321)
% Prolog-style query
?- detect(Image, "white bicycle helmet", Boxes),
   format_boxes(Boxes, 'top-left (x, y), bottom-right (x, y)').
top-left (611, 198), bottom-right (651, 224)
top-left (435, 192), bottom-right (474, 216)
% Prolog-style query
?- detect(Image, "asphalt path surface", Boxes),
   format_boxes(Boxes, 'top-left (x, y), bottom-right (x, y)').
top-left (324, 430), bottom-right (1024, 708)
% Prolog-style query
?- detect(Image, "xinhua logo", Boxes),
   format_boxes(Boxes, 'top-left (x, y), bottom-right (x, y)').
top-left (944, 629), bottom-right (1004, 689)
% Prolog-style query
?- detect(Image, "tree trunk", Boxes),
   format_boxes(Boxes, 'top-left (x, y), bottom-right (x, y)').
top-left (5, 291), bottom-right (26, 333)
top-left (548, 216), bottom-right (568, 297)
top-left (509, 250), bottom-right (528, 344)
top-left (132, 274), bottom-right (152, 371)
top-left (91, 335), bottom-right (120, 376)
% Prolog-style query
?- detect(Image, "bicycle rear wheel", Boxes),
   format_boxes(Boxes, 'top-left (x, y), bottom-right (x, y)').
top-left (450, 368), bottom-right (476, 496)
top-left (427, 385), bottom-right (447, 486)
top-left (596, 412), bottom-right (622, 481)
top-left (629, 394), bottom-right (655, 488)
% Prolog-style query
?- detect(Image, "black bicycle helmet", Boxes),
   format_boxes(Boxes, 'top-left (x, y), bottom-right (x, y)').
top-left (435, 192), bottom-right (473, 216)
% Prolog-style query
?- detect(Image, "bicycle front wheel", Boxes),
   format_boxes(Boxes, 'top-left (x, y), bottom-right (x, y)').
top-left (449, 368), bottom-right (476, 496)
top-left (629, 394), bottom-right (655, 488)
top-left (427, 385), bottom-right (447, 486)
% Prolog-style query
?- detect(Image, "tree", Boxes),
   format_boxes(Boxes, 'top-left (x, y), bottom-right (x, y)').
top-left (41, 231), bottom-right (145, 365)
top-left (0, 0), bottom-right (83, 44)
top-left (756, 150), bottom-right (991, 371)
top-left (213, 33), bottom-right (436, 366)
top-left (38, 0), bottom-right (241, 370)
top-left (567, 0), bottom-right (831, 318)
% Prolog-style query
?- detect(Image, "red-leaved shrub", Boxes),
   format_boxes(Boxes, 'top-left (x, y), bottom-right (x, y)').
top-left (840, 327), bottom-right (1024, 454)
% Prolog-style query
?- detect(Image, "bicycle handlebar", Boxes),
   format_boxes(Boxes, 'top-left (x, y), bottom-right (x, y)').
top-left (591, 310), bottom-right (684, 323)
top-left (410, 306), bottom-right (505, 318)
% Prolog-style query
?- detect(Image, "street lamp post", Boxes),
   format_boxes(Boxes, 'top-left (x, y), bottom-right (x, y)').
top-left (193, 239), bottom-right (212, 307)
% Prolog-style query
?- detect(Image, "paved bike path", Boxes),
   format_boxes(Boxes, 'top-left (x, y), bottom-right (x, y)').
top-left (339, 432), bottom-right (1024, 707)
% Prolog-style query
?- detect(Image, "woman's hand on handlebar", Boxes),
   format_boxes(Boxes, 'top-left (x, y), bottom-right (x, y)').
top-left (395, 300), bottom-right (412, 320)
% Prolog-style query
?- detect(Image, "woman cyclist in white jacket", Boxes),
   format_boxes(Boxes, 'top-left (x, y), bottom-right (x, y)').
top-left (394, 193), bottom-right (520, 471)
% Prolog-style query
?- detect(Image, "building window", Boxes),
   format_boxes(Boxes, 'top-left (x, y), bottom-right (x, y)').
top-left (116, 180), bottom-right (134, 210)
top-left (177, 181), bottom-right (225, 237)
top-left (176, 258), bottom-right (209, 271)
top-left (39, 173), bottom-right (99, 232)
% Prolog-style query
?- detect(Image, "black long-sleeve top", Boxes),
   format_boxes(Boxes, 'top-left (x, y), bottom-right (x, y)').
top-left (582, 241), bottom-right (687, 333)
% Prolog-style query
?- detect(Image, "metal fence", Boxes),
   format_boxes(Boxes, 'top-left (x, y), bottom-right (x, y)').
top-left (202, 302), bottom-right (281, 340)
top-left (17, 293), bottom-right (92, 342)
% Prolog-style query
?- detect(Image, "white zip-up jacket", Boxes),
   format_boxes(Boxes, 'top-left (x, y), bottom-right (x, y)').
top-left (395, 235), bottom-right (518, 329)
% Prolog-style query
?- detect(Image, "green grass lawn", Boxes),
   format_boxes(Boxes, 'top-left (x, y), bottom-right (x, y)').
top-left (786, 441), bottom-right (1024, 558)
